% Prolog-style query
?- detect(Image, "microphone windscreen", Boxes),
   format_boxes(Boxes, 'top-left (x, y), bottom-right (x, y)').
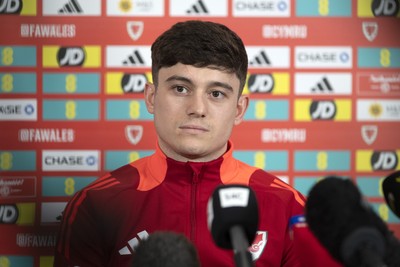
top-left (207, 184), bottom-right (259, 249)
top-left (305, 176), bottom-right (388, 263)
top-left (382, 170), bottom-right (400, 218)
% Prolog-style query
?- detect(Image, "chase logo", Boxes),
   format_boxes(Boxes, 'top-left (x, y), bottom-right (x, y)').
top-left (358, 0), bottom-right (400, 17)
top-left (42, 150), bottom-right (100, 171)
top-left (294, 99), bottom-right (352, 121)
top-left (247, 46), bottom-right (290, 68)
top-left (244, 73), bottom-right (289, 95)
top-left (0, 203), bottom-right (35, 225)
top-left (0, 0), bottom-right (36, 15)
top-left (0, 99), bottom-right (37, 121)
top-left (43, 46), bottom-right (101, 68)
top-left (106, 72), bottom-right (152, 94)
top-left (233, 0), bottom-right (290, 17)
top-left (356, 150), bottom-right (400, 171)
top-left (295, 46), bottom-right (352, 69)
top-left (170, 0), bottom-right (227, 17)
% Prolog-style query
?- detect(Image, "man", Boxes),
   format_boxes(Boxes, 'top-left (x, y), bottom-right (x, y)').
top-left (54, 20), bottom-right (339, 267)
top-left (131, 231), bottom-right (200, 267)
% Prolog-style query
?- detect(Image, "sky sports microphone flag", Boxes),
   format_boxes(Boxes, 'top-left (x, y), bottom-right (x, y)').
top-left (382, 170), bottom-right (400, 219)
top-left (207, 184), bottom-right (258, 267)
top-left (305, 176), bottom-right (400, 267)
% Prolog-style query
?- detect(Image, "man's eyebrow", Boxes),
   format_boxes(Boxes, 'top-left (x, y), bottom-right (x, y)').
top-left (165, 75), bottom-right (233, 92)
top-left (210, 81), bottom-right (233, 92)
top-left (165, 75), bottom-right (193, 85)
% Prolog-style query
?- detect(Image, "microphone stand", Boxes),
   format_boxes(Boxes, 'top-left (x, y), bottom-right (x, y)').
top-left (230, 225), bottom-right (254, 267)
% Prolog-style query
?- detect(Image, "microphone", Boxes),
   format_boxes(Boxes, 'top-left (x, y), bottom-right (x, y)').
top-left (382, 170), bottom-right (400, 218)
top-left (305, 176), bottom-right (400, 267)
top-left (207, 184), bottom-right (258, 267)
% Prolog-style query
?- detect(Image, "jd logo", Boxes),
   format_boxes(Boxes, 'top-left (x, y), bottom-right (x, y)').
top-left (0, 0), bottom-right (22, 14)
top-left (0, 204), bottom-right (18, 224)
top-left (310, 100), bottom-right (336, 120)
top-left (121, 74), bottom-right (147, 93)
top-left (371, 151), bottom-right (398, 170)
top-left (248, 74), bottom-right (274, 93)
top-left (372, 0), bottom-right (399, 16)
top-left (57, 47), bottom-right (85, 66)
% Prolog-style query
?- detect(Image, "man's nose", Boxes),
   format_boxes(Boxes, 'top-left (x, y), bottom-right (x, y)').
top-left (187, 93), bottom-right (207, 117)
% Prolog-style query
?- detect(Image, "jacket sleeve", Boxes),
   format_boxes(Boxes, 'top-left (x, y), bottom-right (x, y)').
top-left (290, 215), bottom-right (343, 267)
top-left (54, 190), bottom-right (107, 267)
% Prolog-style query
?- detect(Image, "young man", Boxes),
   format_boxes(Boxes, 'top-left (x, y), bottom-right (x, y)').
top-left (54, 20), bottom-right (339, 267)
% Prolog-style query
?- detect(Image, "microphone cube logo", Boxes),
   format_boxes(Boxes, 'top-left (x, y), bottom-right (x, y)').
top-left (219, 187), bottom-right (250, 208)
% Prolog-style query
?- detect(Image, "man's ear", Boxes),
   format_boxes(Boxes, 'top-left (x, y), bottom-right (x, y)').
top-left (144, 82), bottom-right (156, 114)
top-left (234, 94), bottom-right (249, 125)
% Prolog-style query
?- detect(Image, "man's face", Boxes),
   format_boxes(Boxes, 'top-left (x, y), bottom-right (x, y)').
top-left (145, 63), bottom-right (248, 162)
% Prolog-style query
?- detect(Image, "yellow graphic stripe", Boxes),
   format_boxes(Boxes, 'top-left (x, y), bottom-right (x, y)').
top-left (243, 72), bottom-right (289, 95)
top-left (356, 150), bottom-right (400, 172)
top-left (334, 100), bottom-right (352, 121)
top-left (16, 203), bottom-right (36, 225)
top-left (40, 256), bottom-right (54, 267)
top-left (357, 0), bottom-right (400, 17)
top-left (294, 99), bottom-right (352, 121)
top-left (21, 0), bottom-right (37, 15)
top-left (271, 72), bottom-right (289, 95)
top-left (42, 46), bottom-right (101, 67)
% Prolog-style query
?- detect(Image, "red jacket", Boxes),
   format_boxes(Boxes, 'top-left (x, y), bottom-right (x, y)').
top-left (54, 142), bottom-right (341, 267)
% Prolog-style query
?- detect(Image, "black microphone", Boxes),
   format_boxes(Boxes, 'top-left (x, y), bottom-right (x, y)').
top-left (382, 170), bottom-right (400, 219)
top-left (305, 176), bottom-right (399, 267)
top-left (207, 184), bottom-right (258, 267)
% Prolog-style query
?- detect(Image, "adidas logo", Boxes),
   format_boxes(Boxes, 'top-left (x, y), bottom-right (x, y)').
top-left (311, 77), bottom-right (333, 92)
top-left (58, 0), bottom-right (83, 13)
top-left (122, 50), bottom-right (146, 66)
top-left (249, 50), bottom-right (271, 66)
top-left (186, 0), bottom-right (209, 14)
top-left (119, 230), bottom-right (149, 255)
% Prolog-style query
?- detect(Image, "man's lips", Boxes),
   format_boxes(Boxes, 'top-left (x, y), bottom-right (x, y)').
top-left (179, 125), bottom-right (209, 132)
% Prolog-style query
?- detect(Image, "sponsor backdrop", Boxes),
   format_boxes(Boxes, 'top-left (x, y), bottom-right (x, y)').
top-left (0, 0), bottom-right (400, 266)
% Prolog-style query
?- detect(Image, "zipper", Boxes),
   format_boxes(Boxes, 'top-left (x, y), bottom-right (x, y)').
top-left (190, 171), bottom-right (199, 242)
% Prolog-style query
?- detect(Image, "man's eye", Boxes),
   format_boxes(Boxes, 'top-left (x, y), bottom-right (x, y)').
top-left (211, 91), bottom-right (224, 98)
top-left (175, 86), bottom-right (187, 93)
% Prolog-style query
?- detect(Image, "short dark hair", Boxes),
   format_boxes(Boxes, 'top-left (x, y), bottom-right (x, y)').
top-left (151, 20), bottom-right (248, 93)
top-left (131, 231), bottom-right (200, 267)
